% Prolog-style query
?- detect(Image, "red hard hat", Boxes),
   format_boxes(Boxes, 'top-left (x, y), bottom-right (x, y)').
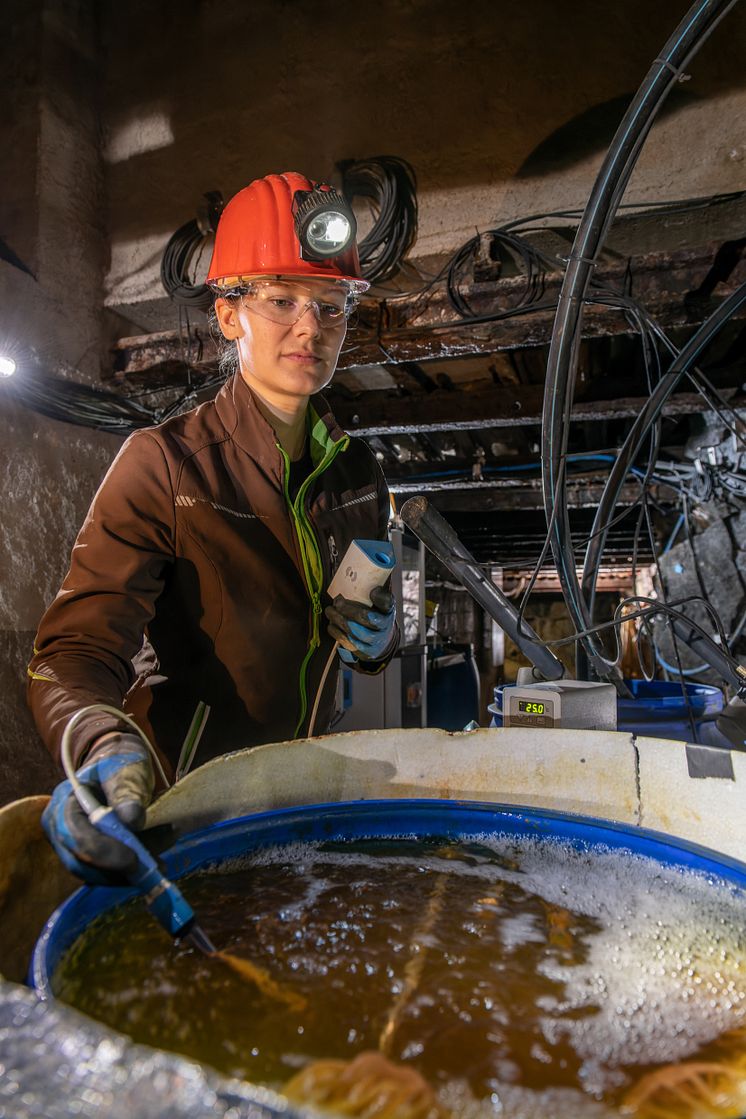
top-left (206, 171), bottom-right (369, 293)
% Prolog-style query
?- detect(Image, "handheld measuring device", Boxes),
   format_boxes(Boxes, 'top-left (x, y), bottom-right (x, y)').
top-left (307, 538), bottom-right (397, 738)
top-left (327, 538), bottom-right (396, 604)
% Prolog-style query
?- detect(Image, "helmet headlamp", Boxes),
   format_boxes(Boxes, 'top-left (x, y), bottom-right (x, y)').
top-left (292, 185), bottom-right (357, 262)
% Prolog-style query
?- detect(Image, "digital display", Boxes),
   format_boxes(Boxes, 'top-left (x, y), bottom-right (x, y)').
top-left (518, 700), bottom-right (546, 715)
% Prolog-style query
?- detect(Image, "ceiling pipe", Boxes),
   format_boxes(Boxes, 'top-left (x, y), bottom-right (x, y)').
top-left (400, 495), bottom-right (565, 681)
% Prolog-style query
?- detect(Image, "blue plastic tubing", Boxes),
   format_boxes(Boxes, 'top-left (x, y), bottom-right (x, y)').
top-left (31, 798), bottom-right (746, 997)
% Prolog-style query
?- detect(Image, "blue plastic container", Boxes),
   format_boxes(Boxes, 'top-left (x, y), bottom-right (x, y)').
top-left (31, 798), bottom-right (746, 997)
top-left (489, 679), bottom-right (727, 743)
top-left (616, 679), bottom-right (723, 737)
top-left (427, 643), bottom-right (480, 731)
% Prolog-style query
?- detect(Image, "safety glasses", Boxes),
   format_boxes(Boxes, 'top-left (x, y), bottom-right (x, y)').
top-left (241, 280), bottom-right (352, 328)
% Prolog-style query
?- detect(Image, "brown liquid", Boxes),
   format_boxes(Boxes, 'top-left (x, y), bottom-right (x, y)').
top-left (53, 836), bottom-right (746, 1117)
top-left (214, 950), bottom-right (307, 1013)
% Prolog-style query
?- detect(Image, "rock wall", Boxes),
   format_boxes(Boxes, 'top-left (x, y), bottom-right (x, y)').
top-left (99, 0), bottom-right (746, 328)
top-left (0, 1), bottom-right (122, 805)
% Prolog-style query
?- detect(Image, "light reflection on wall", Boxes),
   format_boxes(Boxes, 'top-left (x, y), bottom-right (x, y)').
top-left (104, 110), bottom-right (174, 164)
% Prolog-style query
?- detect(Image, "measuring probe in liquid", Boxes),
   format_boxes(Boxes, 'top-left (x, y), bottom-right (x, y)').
top-left (59, 705), bottom-right (216, 953)
top-left (57, 706), bottom-right (307, 1009)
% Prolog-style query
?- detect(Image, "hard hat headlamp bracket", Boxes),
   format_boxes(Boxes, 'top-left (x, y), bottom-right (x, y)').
top-left (292, 185), bottom-right (357, 262)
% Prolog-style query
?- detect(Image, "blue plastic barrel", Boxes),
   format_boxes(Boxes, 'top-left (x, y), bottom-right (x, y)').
top-left (427, 643), bottom-right (480, 731)
top-left (616, 679), bottom-right (723, 738)
top-left (489, 679), bottom-right (727, 743)
top-left (31, 798), bottom-right (746, 997)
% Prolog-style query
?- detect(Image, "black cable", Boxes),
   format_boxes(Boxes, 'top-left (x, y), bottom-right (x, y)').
top-left (580, 249), bottom-right (739, 634)
top-left (630, 494), bottom-right (657, 681)
top-left (477, 288), bottom-right (664, 668)
top-left (619, 299), bottom-right (746, 449)
top-left (160, 191), bottom-right (223, 311)
top-left (340, 157), bottom-right (418, 286)
top-left (588, 305), bottom-right (663, 628)
top-left (374, 188), bottom-right (746, 317)
top-left (546, 595), bottom-right (745, 692)
top-left (499, 190), bottom-right (746, 236)
top-left (515, 463), bottom-right (567, 643)
top-left (446, 230), bottom-right (547, 318)
top-left (12, 281), bottom-right (714, 447)
top-left (381, 278), bottom-right (678, 662)
top-left (581, 279), bottom-right (746, 621)
top-left (666, 614), bottom-right (701, 741)
top-left (681, 492), bottom-right (712, 601)
top-left (639, 491), bottom-right (700, 738)
top-left (684, 367), bottom-right (746, 448)
top-left (445, 201), bottom-right (739, 327)
top-left (3, 365), bottom-right (227, 436)
top-left (5, 370), bottom-right (152, 434)
top-left (339, 158), bottom-right (743, 691)
top-left (541, 0), bottom-right (738, 686)
top-left (160, 220), bottom-right (213, 311)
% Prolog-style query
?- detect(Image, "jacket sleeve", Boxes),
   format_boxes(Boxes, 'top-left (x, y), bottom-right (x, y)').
top-left (353, 457), bottom-right (401, 677)
top-left (27, 430), bottom-right (175, 768)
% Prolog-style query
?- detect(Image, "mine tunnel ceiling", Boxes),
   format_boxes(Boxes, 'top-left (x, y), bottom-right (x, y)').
top-left (431, 506), bottom-right (655, 568)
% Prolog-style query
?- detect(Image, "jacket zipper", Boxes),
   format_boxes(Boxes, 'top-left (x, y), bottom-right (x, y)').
top-left (279, 435), bottom-right (349, 736)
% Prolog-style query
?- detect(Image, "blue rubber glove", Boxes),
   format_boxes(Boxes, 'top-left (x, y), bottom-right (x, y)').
top-left (325, 586), bottom-right (397, 663)
top-left (42, 734), bottom-right (155, 885)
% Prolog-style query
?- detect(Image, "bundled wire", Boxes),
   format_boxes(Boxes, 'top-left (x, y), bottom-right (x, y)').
top-left (339, 147), bottom-right (744, 697)
top-left (581, 280), bottom-right (746, 611)
top-left (3, 365), bottom-right (226, 436)
top-left (377, 187), bottom-right (746, 328)
top-left (547, 594), bottom-right (746, 691)
top-left (160, 191), bottom-right (224, 312)
top-left (340, 157), bottom-right (417, 285)
top-left (446, 230), bottom-right (547, 318)
top-left (498, 189), bottom-right (746, 237)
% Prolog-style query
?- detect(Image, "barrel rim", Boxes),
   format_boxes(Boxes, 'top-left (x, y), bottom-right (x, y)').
top-left (31, 797), bottom-right (746, 998)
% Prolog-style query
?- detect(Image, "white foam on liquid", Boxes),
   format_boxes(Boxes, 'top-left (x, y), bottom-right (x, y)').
top-left (195, 830), bottom-right (746, 1112)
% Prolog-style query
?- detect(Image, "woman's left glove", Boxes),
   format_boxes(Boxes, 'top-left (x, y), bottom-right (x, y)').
top-left (42, 734), bottom-right (155, 885)
top-left (325, 586), bottom-right (397, 663)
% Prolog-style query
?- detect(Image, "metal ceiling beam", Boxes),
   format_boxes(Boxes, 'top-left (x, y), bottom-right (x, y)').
top-left (111, 239), bottom-right (746, 378)
top-left (333, 388), bottom-right (745, 436)
top-left (397, 480), bottom-right (646, 511)
top-left (500, 567), bottom-right (637, 594)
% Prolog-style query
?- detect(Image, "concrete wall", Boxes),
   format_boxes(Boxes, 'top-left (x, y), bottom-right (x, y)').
top-left (99, 0), bottom-right (746, 327)
top-left (0, 1), bottom-right (121, 804)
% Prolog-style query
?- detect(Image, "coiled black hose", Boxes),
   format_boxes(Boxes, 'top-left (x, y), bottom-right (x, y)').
top-left (340, 156), bottom-right (418, 285)
top-left (540, 0), bottom-right (739, 686)
top-left (160, 192), bottom-right (224, 311)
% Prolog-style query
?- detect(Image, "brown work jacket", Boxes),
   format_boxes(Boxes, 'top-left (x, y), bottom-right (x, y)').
top-left (28, 373), bottom-right (395, 778)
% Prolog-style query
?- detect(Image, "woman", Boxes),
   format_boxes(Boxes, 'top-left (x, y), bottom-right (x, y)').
top-left (30, 172), bottom-right (398, 880)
